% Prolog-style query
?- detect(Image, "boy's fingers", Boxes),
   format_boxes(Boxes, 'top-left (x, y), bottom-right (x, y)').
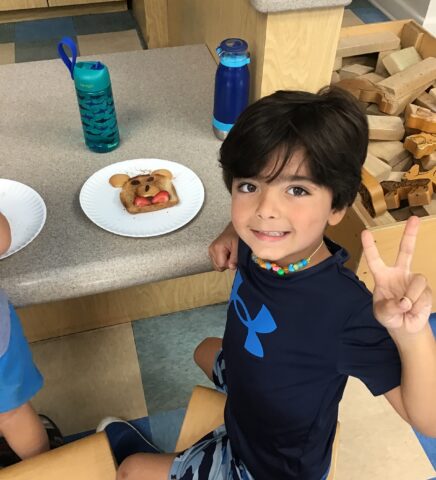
top-left (209, 246), bottom-right (230, 271)
top-left (408, 286), bottom-right (432, 318)
top-left (401, 274), bottom-right (428, 309)
top-left (228, 240), bottom-right (239, 270)
top-left (374, 298), bottom-right (403, 321)
top-left (361, 229), bottom-right (384, 274)
top-left (395, 216), bottom-right (419, 271)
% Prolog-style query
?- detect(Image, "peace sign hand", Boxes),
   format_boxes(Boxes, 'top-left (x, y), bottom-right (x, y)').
top-left (361, 216), bottom-right (433, 333)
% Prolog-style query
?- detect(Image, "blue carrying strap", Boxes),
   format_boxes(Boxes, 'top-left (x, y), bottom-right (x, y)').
top-left (57, 36), bottom-right (78, 80)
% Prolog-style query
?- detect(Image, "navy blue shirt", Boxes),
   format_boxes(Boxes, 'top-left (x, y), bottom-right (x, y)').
top-left (222, 238), bottom-right (401, 480)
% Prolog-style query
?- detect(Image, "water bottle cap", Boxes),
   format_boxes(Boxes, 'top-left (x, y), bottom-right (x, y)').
top-left (73, 61), bottom-right (111, 92)
top-left (216, 38), bottom-right (248, 55)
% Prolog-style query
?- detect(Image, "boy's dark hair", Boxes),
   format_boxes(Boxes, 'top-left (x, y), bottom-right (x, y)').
top-left (219, 87), bottom-right (368, 210)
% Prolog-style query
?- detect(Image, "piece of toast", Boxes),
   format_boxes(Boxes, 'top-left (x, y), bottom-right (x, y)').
top-left (120, 173), bottom-right (179, 214)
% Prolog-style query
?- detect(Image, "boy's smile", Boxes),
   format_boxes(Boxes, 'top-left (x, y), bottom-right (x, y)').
top-left (231, 149), bottom-right (347, 269)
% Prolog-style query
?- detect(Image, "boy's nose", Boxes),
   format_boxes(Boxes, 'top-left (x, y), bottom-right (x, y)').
top-left (255, 192), bottom-right (280, 219)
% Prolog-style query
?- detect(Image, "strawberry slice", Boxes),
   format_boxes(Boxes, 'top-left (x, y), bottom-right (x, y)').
top-left (134, 196), bottom-right (152, 207)
top-left (152, 191), bottom-right (170, 204)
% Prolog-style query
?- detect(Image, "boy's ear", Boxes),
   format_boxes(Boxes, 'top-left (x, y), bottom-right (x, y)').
top-left (327, 207), bottom-right (347, 227)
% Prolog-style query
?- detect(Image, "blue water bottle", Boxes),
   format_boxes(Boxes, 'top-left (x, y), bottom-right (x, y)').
top-left (58, 37), bottom-right (120, 153)
top-left (212, 38), bottom-right (250, 140)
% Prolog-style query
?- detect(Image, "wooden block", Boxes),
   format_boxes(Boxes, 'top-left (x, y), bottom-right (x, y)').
top-left (366, 104), bottom-right (388, 116)
top-left (333, 56), bottom-right (342, 71)
top-left (404, 133), bottom-right (436, 159)
top-left (378, 57), bottom-right (436, 99)
top-left (368, 140), bottom-right (410, 167)
top-left (375, 50), bottom-right (396, 76)
top-left (331, 71), bottom-right (341, 84)
top-left (363, 152), bottom-right (393, 181)
top-left (415, 92), bottom-right (436, 113)
top-left (403, 164), bottom-right (436, 189)
top-left (405, 104), bottom-right (436, 133)
top-left (335, 77), bottom-right (432, 116)
top-left (386, 171), bottom-right (405, 182)
top-left (359, 168), bottom-right (387, 217)
top-left (361, 72), bottom-right (385, 84)
top-left (405, 126), bottom-right (421, 137)
top-left (367, 115), bottom-right (405, 141)
top-left (421, 152), bottom-right (436, 169)
top-left (382, 47), bottom-right (422, 75)
top-left (423, 198), bottom-right (436, 216)
top-left (400, 21), bottom-right (425, 50)
top-left (340, 64), bottom-right (374, 80)
top-left (342, 55), bottom-right (377, 68)
top-left (378, 81), bottom-right (435, 116)
top-left (392, 155), bottom-right (413, 172)
top-left (381, 178), bottom-right (433, 209)
top-left (337, 31), bottom-right (400, 58)
top-left (372, 210), bottom-right (397, 226)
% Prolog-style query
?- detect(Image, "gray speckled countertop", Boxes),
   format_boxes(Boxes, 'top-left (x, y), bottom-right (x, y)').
top-left (0, 45), bottom-right (230, 307)
top-left (250, 0), bottom-right (351, 13)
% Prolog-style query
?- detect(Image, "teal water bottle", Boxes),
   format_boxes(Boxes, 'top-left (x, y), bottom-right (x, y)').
top-left (58, 37), bottom-right (120, 153)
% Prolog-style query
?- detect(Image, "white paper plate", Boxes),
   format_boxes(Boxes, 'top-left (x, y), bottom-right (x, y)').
top-left (79, 158), bottom-right (205, 237)
top-left (0, 179), bottom-right (47, 260)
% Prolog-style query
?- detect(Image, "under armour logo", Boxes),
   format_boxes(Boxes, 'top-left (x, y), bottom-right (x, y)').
top-left (229, 271), bottom-right (277, 358)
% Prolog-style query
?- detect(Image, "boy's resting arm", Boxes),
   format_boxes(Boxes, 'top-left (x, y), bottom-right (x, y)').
top-left (384, 323), bottom-right (436, 437)
top-left (362, 216), bottom-right (436, 437)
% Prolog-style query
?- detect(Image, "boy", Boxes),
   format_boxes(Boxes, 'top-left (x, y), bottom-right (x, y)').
top-left (0, 212), bottom-right (63, 467)
top-left (104, 88), bottom-right (435, 479)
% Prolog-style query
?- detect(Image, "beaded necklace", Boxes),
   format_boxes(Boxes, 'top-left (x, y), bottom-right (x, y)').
top-left (251, 240), bottom-right (324, 276)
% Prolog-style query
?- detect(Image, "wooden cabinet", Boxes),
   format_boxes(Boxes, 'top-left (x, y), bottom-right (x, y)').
top-left (0, 0), bottom-right (48, 11)
top-left (47, 0), bottom-right (119, 6)
top-left (0, 0), bottom-right (126, 20)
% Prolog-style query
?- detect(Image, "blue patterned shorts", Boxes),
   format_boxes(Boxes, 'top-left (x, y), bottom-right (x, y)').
top-left (169, 350), bottom-right (253, 480)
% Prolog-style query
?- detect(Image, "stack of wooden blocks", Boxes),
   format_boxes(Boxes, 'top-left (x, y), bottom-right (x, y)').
top-left (331, 22), bottom-right (436, 225)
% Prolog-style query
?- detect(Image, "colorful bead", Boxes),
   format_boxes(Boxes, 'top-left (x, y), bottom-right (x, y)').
top-left (251, 240), bottom-right (324, 276)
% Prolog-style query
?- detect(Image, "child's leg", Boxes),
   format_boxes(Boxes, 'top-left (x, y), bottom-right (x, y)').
top-left (0, 402), bottom-right (49, 459)
top-left (193, 337), bottom-right (222, 381)
top-left (117, 452), bottom-right (177, 480)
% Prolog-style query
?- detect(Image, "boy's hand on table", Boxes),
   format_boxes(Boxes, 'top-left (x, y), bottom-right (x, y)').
top-left (361, 216), bottom-right (433, 334)
top-left (208, 222), bottom-right (239, 272)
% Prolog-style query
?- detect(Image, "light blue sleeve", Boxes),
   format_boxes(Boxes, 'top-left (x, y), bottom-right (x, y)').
top-left (0, 289), bottom-right (11, 358)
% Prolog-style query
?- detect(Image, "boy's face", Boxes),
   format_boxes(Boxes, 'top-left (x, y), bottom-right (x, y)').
top-left (231, 149), bottom-right (346, 267)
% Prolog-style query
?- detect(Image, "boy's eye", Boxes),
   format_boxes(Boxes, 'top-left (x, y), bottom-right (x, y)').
top-left (238, 183), bottom-right (256, 193)
top-left (287, 186), bottom-right (308, 196)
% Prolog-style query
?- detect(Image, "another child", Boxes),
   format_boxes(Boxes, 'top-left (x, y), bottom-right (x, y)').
top-left (0, 211), bottom-right (62, 467)
top-left (102, 88), bottom-right (435, 480)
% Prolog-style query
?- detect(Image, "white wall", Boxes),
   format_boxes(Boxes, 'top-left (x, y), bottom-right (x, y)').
top-left (423, 0), bottom-right (436, 34)
top-left (369, 0), bottom-right (436, 35)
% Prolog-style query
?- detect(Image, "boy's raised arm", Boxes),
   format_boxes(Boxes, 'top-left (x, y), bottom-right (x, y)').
top-left (362, 216), bottom-right (436, 437)
top-left (208, 222), bottom-right (239, 272)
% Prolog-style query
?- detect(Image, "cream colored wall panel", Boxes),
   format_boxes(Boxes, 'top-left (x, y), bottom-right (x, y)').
top-left (0, 0), bottom-right (48, 11)
top-left (19, 270), bottom-right (234, 342)
top-left (48, 0), bottom-right (118, 6)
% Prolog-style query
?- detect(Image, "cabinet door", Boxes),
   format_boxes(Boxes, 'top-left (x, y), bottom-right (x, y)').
top-left (0, 0), bottom-right (48, 10)
top-left (48, 0), bottom-right (119, 6)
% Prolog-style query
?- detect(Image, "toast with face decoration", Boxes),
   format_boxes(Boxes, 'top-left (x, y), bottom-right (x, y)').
top-left (109, 169), bottom-right (179, 214)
